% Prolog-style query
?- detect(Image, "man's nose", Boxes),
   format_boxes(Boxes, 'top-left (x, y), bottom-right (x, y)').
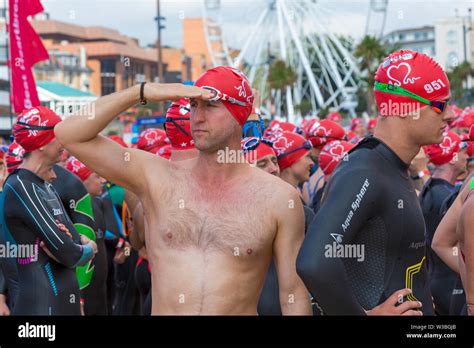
top-left (269, 162), bottom-right (279, 175)
top-left (443, 105), bottom-right (456, 122)
top-left (191, 105), bottom-right (206, 123)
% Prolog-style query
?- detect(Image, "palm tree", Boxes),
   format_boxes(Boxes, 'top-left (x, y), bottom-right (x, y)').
top-left (354, 35), bottom-right (391, 115)
top-left (268, 60), bottom-right (297, 118)
top-left (447, 61), bottom-right (474, 105)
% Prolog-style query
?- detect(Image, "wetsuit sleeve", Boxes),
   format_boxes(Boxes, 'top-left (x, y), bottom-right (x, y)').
top-left (0, 266), bottom-right (6, 295)
top-left (4, 181), bottom-right (94, 269)
top-left (296, 165), bottom-right (378, 315)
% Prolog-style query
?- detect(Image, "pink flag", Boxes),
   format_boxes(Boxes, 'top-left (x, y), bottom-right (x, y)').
top-left (8, 0), bottom-right (49, 113)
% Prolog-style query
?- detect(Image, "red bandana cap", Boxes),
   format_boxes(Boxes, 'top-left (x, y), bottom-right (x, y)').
top-left (319, 140), bottom-right (355, 176)
top-left (350, 117), bottom-right (364, 132)
top-left (157, 144), bottom-right (172, 160)
top-left (304, 119), bottom-right (345, 148)
top-left (374, 50), bottom-right (449, 116)
top-left (367, 118), bottom-right (377, 131)
top-left (326, 111), bottom-right (342, 123)
top-left (108, 135), bottom-right (128, 148)
top-left (423, 131), bottom-right (461, 166)
top-left (165, 98), bottom-right (194, 150)
top-left (13, 106), bottom-right (62, 152)
top-left (65, 156), bottom-right (93, 182)
top-left (241, 138), bottom-right (276, 165)
top-left (6, 142), bottom-right (25, 173)
top-left (136, 128), bottom-right (168, 153)
top-left (194, 66), bottom-right (254, 126)
top-left (273, 131), bottom-right (312, 171)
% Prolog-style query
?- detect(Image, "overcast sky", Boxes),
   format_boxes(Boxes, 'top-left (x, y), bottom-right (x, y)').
top-left (40, 0), bottom-right (473, 49)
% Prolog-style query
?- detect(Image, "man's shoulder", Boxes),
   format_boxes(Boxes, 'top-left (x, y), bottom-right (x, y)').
top-left (250, 167), bottom-right (293, 192)
top-left (3, 170), bottom-right (30, 192)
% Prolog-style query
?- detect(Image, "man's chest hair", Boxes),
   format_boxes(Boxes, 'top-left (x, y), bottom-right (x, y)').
top-left (148, 180), bottom-right (276, 255)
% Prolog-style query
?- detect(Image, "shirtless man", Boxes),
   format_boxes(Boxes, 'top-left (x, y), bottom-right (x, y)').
top-left (55, 66), bottom-right (312, 315)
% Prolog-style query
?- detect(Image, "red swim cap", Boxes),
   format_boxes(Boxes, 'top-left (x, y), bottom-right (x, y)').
top-left (65, 156), bottom-right (93, 182)
top-left (6, 142), bottom-right (25, 173)
top-left (350, 117), bottom-right (364, 132)
top-left (13, 106), bottom-right (62, 152)
top-left (157, 144), bottom-right (172, 160)
top-left (136, 128), bottom-right (168, 154)
top-left (241, 137), bottom-right (276, 165)
top-left (326, 111), bottom-right (343, 123)
top-left (108, 135), bottom-right (128, 148)
top-left (194, 66), bottom-right (254, 126)
top-left (374, 50), bottom-right (449, 116)
top-left (453, 107), bottom-right (474, 129)
top-left (165, 98), bottom-right (194, 150)
top-left (269, 120), bottom-right (298, 133)
top-left (273, 131), bottom-right (312, 171)
top-left (367, 118), bottom-right (377, 132)
top-left (303, 119), bottom-right (346, 148)
top-left (319, 140), bottom-right (354, 176)
top-left (423, 131), bottom-right (461, 166)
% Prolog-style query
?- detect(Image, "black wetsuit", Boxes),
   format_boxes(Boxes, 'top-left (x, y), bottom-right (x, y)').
top-left (99, 189), bottom-right (122, 315)
top-left (297, 137), bottom-right (434, 315)
top-left (311, 181), bottom-right (327, 215)
top-left (81, 197), bottom-right (108, 315)
top-left (135, 257), bottom-right (152, 315)
top-left (257, 198), bottom-right (314, 316)
top-left (0, 263), bottom-right (5, 297)
top-left (101, 184), bottom-right (139, 315)
top-left (0, 192), bottom-right (18, 310)
top-left (52, 165), bottom-right (108, 315)
top-left (438, 189), bottom-right (467, 315)
top-left (419, 178), bottom-right (459, 315)
top-left (1, 169), bottom-right (93, 315)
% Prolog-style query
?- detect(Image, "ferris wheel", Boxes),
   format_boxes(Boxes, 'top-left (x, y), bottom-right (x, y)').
top-left (201, 0), bottom-right (366, 123)
top-left (365, 0), bottom-right (389, 39)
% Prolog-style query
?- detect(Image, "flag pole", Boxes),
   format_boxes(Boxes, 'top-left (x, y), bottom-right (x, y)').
top-left (3, 0), bottom-right (12, 132)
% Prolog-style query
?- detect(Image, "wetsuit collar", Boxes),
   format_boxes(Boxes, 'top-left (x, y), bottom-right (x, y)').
top-left (13, 168), bottom-right (47, 183)
top-left (353, 136), bottom-right (410, 172)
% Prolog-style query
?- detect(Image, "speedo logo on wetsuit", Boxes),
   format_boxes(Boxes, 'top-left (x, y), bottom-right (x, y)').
top-left (341, 179), bottom-right (370, 233)
top-left (18, 322), bottom-right (55, 341)
top-left (324, 233), bottom-right (365, 262)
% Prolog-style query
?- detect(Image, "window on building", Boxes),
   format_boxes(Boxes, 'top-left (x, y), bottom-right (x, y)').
top-left (399, 33), bottom-right (406, 41)
top-left (448, 52), bottom-right (458, 68)
top-left (132, 63), bottom-right (145, 84)
top-left (447, 30), bottom-right (457, 45)
top-left (101, 59), bottom-right (116, 96)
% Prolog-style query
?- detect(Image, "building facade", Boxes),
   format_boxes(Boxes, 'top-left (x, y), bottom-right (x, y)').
top-left (383, 26), bottom-right (436, 57)
top-left (435, 17), bottom-right (474, 70)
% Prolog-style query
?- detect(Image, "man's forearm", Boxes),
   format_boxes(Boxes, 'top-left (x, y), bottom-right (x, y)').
top-left (280, 286), bottom-right (312, 315)
top-left (432, 244), bottom-right (459, 273)
top-left (56, 85), bottom-right (140, 144)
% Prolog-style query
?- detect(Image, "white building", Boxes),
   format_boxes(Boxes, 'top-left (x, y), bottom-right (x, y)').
top-left (435, 17), bottom-right (474, 71)
top-left (383, 26), bottom-right (435, 57)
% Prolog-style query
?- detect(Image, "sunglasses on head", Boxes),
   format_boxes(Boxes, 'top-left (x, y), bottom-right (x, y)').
top-left (374, 81), bottom-right (449, 114)
top-left (277, 140), bottom-right (313, 160)
top-left (242, 137), bottom-right (273, 153)
top-left (201, 86), bottom-right (247, 107)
